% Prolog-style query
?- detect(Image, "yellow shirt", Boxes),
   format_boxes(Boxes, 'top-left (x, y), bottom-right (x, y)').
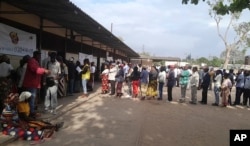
top-left (81, 65), bottom-right (90, 80)
top-left (17, 102), bottom-right (30, 117)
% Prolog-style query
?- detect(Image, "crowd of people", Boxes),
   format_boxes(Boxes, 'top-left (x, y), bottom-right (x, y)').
top-left (0, 50), bottom-right (101, 142)
top-left (99, 62), bottom-right (249, 108)
top-left (0, 51), bottom-right (72, 142)
top-left (1, 51), bottom-right (250, 142)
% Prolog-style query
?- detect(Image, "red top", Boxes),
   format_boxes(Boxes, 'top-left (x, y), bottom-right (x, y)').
top-left (22, 58), bottom-right (46, 89)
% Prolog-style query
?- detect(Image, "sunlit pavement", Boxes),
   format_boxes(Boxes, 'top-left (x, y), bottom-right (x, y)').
top-left (4, 83), bottom-right (250, 146)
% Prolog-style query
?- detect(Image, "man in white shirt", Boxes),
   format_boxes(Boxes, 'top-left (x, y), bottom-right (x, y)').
top-left (47, 52), bottom-right (61, 83)
top-left (108, 63), bottom-right (118, 95)
top-left (45, 52), bottom-right (60, 114)
top-left (174, 65), bottom-right (180, 87)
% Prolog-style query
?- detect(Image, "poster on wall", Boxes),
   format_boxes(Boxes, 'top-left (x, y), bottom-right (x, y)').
top-left (0, 23), bottom-right (36, 57)
top-left (66, 53), bottom-right (79, 62)
top-left (79, 52), bottom-right (93, 65)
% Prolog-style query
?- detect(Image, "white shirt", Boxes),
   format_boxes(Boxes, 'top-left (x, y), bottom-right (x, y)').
top-left (47, 61), bottom-right (61, 81)
top-left (102, 68), bottom-right (109, 75)
top-left (214, 74), bottom-right (222, 87)
top-left (91, 66), bottom-right (96, 73)
top-left (190, 71), bottom-right (199, 86)
top-left (174, 68), bottom-right (180, 78)
top-left (108, 67), bottom-right (117, 81)
top-left (158, 71), bottom-right (166, 83)
top-left (0, 62), bottom-right (13, 77)
top-left (123, 64), bottom-right (129, 74)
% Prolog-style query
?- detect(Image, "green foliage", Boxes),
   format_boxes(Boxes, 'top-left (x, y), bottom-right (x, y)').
top-left (197, 57), bottom-right (209, 64)
top-left (182, 0), bottom-right (250, 15)
top-left (195, 56), bottom-right (223, 67)
top-left (210, 56), bottom-right (223, 67)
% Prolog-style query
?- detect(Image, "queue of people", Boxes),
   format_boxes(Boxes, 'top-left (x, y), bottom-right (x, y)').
top-left (1, 51), bottom-right (250, 143)
top-left (99, 62), bottom-right (250, 109)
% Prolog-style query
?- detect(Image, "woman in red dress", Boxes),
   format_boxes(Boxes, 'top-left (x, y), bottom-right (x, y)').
top-left (101, 64), bottom-right (109, 94)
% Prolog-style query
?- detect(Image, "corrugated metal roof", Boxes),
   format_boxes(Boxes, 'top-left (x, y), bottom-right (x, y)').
top-left (3, 0), bottom-right (139, 57)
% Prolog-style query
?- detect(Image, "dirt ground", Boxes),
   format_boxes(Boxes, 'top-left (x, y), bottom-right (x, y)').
top-left (5, 84), bottom-right (250, 146)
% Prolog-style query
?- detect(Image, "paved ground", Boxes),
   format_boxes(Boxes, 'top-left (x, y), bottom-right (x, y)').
top-left (2, 83), bottom-right (250, 146)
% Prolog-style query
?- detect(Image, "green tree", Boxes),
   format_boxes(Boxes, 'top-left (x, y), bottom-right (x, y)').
top-left (197, 57), bottom-right (209, 65)
top-left (210, 56), bottom-right (223, 67)
top-left (182, 0), bottom-right (250, 15)
top-left (207, 0), bottom-right (250, 69)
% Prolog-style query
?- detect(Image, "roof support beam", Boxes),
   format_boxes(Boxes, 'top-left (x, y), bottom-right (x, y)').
top-left (0, 10), bottom-right (28, 14)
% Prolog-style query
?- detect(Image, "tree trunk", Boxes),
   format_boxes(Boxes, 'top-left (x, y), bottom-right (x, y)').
top-left (223, 46), bottom-right (231, 69)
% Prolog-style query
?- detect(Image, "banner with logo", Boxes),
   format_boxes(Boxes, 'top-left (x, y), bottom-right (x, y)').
top-left (0, 23), bottom-right (36, 57)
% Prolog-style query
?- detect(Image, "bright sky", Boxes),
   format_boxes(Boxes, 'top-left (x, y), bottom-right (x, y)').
top-left (70, 0), bottom-right (249, 59)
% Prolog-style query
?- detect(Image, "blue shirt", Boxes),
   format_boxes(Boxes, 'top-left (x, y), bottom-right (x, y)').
top-left (236, 73), bottom-right (244, 88)
top-left (140, 69), bottom-right (149, 84)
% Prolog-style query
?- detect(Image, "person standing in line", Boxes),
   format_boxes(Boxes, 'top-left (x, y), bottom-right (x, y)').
top-left (199, 67), bottom-right (210, 105)
top-left (243, 70), bottom-right (250, 107)
top-left (186, 65), bottom-right (192, 90)
top-left (67, 57), bottom-right (75, 96)
top-left (137, 64), bottom-right (142, 72)
top-left (179, 65), bottom-right (190, 103)
top-left (228, 69), bottom-right (235, 105)
top-left (157, 66), bottom-right (166, 100)
top-left (212, 69), bottom-right (222, 106)
top-left (125, 63), bottom-right (133, 98)
top-left (108, 63), bottom-right (117, 95)
top-left (101, 64), bottom-right (109, 94)
top-left (22, 51), bottom-right (50, 118)
top-left (0, 55), bottom-right (14, 112)
top-left (146, 66), bottom-right (158, 100)
top-left (57, 56), bottom-right (68, 97)
top-left (189, 66), bottom-right (199, 104)
top-left (88, 62), bottom-right (96, 92)
top-left (41, 51), bottom-right (51, 68)
top-left (233, 69), bottom-right (245, 106)
top-left (74, 61), bottom-right (82, 93)
top-left (45, 52), bottom-right (60, 113)
top-left (115, 64), bottom-right (125, 98)
top-left (81, 58), bottom-right (90, 98)
top-left (198, 67), bottom-right (204, 90)
top-left (140, 66), bottom-right (149, 100)
top-left (174, 65), bottom-right (180, 87)
top-left (208, 67), bottom-right (215, 90)
top-left (167, 65), bottom-right (176, 102)
top-left (221, 73), bottom-right (232, 107)
top-left (130, 66), bottom-right (141, 100)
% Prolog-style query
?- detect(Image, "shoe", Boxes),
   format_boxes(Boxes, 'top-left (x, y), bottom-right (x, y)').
top-left (109, 93), bottom-right (115, 95)
top-left (189, 101), bottom-right (196, 104)
top-left (179, 99), bottom-right (185, 103)
top-left (157, 98), bottom-right (162, 100)
top-left (140, 96), bottom-right (145, 100)
top-left (52, 110), bottom-right (57, 115)
top-left (125, 95), bottom-right (131, 98)
top-left (212, 103), bottom-right (219, 106)
top-left (199, 101), bottom-right (204, 104)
